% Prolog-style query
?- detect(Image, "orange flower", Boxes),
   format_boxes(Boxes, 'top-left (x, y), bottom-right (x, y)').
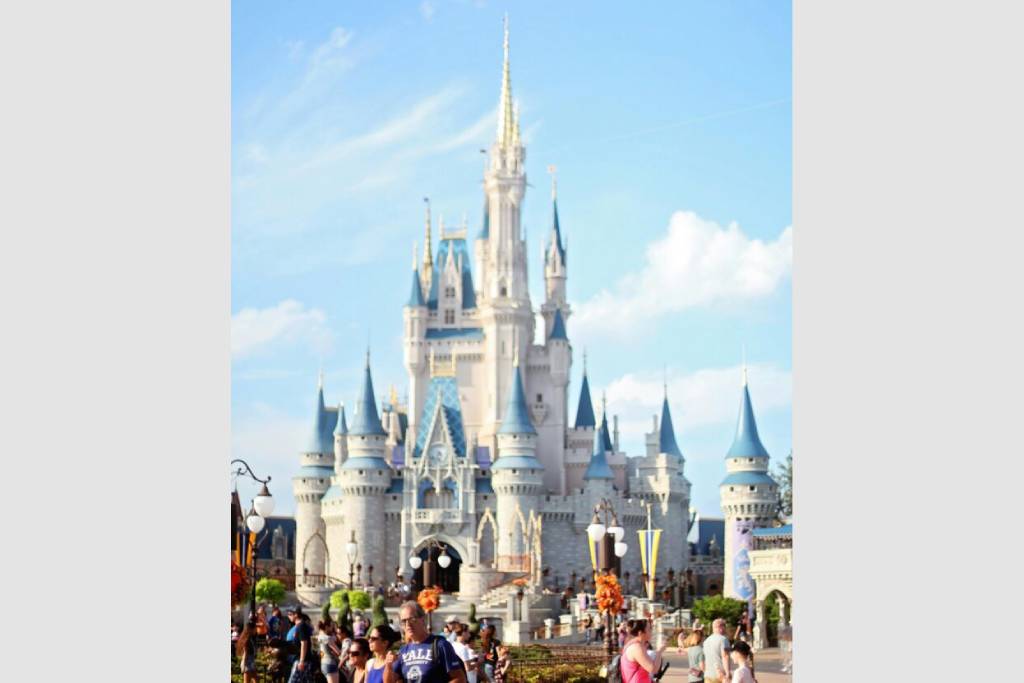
top-left (594, 574), bottom-right (623, 614)
top-left (417, 586), bottom-right (443, 613)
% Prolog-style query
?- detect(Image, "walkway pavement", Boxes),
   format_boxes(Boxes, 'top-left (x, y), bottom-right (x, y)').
top-left (660, 647), bottom-right (791, 683)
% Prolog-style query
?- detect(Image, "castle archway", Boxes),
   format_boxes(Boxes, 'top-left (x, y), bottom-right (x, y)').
top-left (411, 537), bottom-right (463, 594)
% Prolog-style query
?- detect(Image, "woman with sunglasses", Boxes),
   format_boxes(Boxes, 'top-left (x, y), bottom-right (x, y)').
top-left (348, 637), bottom-right (370, 683)
top-left (367, 625), bottom-right (400, 683)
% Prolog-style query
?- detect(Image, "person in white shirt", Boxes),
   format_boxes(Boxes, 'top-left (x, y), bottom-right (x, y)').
top-left (452, 627), bottom-right (479, 683)
top-left (727, 640), bottom-right (755, 683)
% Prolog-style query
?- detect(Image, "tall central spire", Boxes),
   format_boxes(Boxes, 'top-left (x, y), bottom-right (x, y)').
top-left (422, 197), bottom-right (433, 271)
top-left (497, 14), bottom-right (515, 148)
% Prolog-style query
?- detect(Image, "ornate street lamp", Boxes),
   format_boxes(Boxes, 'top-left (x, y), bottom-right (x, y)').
top-left (346, 530), bottom-right (359, 589)
top-left (231, 459), bottom-right (274, 622)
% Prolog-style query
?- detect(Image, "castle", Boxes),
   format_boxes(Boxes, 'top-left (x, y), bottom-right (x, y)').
top-left (290, 22), bottom-right (775, 609)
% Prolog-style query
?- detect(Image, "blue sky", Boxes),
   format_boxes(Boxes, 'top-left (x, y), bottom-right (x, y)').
top-left (231, 1), bottom-right (792, 518)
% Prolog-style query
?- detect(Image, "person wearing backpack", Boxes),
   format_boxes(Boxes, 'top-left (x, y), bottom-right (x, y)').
top-left (383, 601), bottom-right (467, 683)
top-left (616, 619), bottom-right (669, 683)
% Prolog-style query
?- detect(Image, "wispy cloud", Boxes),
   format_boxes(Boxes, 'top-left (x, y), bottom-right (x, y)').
top-left (604, 363), bottom-right (791, 457)
top-left (420, 1), bottom-right (436, 22)
top-left (573, 211), bottom-right (792, 339)
top-left (231, 300), bottom-right (333, 359)
top-left (295, 85), bottom-right (463, 173)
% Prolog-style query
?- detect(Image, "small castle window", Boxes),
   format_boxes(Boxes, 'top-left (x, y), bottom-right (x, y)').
top-left (536, 393), bottom-right (543, 403)
top-left (445, 309), bottom-right (455, 324)
top-left (749, 486), bottom-right (756, 492)
top-left (729, 487), bottom-right (734, 492)
top-left (445, 286), bottom-right (456, 299)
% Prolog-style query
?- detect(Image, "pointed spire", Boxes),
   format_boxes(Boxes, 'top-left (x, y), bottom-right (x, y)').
top-left (511, 101), bottom-right (521, 148)
top-left (658, 394), bottom-right (683, 459)
top-left (407, 259), bottom-right (425, 307)
top-left (583, 423), bottom-right (613, 480)
top-left (334, 402), bottom-right (348, 436)
top-left (349, 351), bottom-right (386, 437)
top-left (422, 197), bottom-right (433, 271)
top-left (574, 361), bottom-right (596, 428)
top-left (306, 376), bottom-right (333, 453)
top-left (599, 391), bottom-right (614, 451)
top-left (498, 360), bottom-right (535, 435)
top-left (726, 371), bottom-right (770, 459)
top-left (496, 14), bottom-right (515, 148)
top-left (548, 308), bottom-right (567, 341)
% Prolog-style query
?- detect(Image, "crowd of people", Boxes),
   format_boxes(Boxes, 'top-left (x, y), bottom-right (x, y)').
top-left (668, 617), bottom-right (760, 683)
top-left (233, 601), bottom-right (511, 683)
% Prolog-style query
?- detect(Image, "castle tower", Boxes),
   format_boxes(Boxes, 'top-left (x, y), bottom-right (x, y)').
top-left (541, 173), bottom-right (569, 337)
top-left (324, 352), bottom-right (392, 584)
top-left (630, 388), bottom-right (692, 581)
top-left (719, 368), bottom-right (777, 601)
top-left (333, 402), bottom-right (349, 471)
top-left (293, 376), bottom-right (334, 583)
top-left (491, 352), bottom-right (544, 569)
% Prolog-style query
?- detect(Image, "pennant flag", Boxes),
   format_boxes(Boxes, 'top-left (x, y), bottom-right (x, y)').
top-left (637, 529), bottom-right (662, 600)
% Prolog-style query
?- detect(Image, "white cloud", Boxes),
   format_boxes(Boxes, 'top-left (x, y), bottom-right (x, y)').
top-left (420, 1), bottom-right (436, 21)
top-left (572, 211), bottom-right (792, 339)
top-left (604, 363), bottom-right (791, 457)
top-left (231, 300), bottom-right (333, 359)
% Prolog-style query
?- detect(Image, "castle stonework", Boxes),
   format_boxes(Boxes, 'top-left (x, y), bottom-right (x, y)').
top-left (719, 370), bottom-right (778, 601)
top-left (291, 24), bottom-right (704, 605)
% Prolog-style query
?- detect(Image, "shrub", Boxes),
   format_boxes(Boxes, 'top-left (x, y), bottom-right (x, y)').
top-left (467, 603), bottom-right (479, 635)
top-left (254, 578), bottom-right (286, 606)
top-left (321, 601), bottom-right (332, 623)
top-left (348, 590), bottom-right (371, 610)
top-left (371, 596), bottom-right (388, 629)
top-left (692, 594), bottom-right (748, 630)
top-left (331, 590), bottom-right (352, 633)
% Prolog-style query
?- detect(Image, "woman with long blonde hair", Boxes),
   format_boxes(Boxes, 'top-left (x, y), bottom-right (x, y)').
top-left (683, 628), bottom-right (705, 682)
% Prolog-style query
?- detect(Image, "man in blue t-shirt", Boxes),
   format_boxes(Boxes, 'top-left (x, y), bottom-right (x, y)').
top-left (384, 601), bottom-right (467, 683)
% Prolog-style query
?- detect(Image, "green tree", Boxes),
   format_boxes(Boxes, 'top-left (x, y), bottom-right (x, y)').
top-left (467, 603), bottom-right (479, 635)
top-left (254, 578), bottom-right (286, 606)
top-left (370, 596), bottom-right (388, 630)
top-left (331, 590), bottom-right (352, 633)
top-left (773, 450), bottom-right (793, 523)
top-left (692, 595), bottom-right (747, 630)
top-left (321, 601), bottom-right (332, 624)
top-left (348, 590), bottom-right (371, 610)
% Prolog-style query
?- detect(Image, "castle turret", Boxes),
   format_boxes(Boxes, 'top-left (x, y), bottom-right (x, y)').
top-left (333, 402), bottom-right (349, 471)
top-left (293, 376), bottom-right (334, 589)
top-left (324, 352), bottom-right (392, 583)
top-left (631, 387), bottom-right (692, 582)
top-left (541, 173), bottom-right (570, 339)
top-left (404, 245), bottom-right (429, 450)
top-left (492, 352), bottom-right (543, 567)
top-left (720, 368), bottom-right (777, 600)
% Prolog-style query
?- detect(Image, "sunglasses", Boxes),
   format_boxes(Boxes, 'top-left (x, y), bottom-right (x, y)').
top-left (400, 617), bottom-right (420, 625)
top-left (349, 651), bottom-right (365, 657)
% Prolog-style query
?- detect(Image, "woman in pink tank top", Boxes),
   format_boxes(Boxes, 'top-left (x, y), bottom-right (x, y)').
top-left (620, 619), bottom-right (669, 683)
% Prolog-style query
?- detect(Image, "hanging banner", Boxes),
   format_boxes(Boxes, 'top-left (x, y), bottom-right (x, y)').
top-left (637, 529), bottom-right (662, 600)
top-left (731, 519), bottom-right (755, 601)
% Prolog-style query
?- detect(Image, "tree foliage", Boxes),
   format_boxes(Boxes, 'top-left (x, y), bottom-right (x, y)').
top-left (321, 601), bottom-right (332, 623)
top-left (331, 590), bottom-right (352, 633)
top-left (467, 603), bottom-right (479, 634)
top-left (692, 595), bottom-right (748, 630)
top-left (254, 578), bottom-right (286, 606)
top-left (371, 596), bottom-right (388, 630)
top-left (348, 590), bottom-right (371, 610)
top-left (774, 451), bottom-right (793, 522)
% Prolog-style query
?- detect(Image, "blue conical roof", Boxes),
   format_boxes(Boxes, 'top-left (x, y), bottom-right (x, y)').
top-left (726, 380), bottom-right (770, 458)
top-left (498, 363), bottom-right (535, 435)
top-left (349, 357), bottom-right (386, 437)
top-left (407, 268), bottom-right (425, 307)
top-left (600, 412), bottom-right (613, 452)
top-left (305, 381), bottom-right (334, 454)
top-left (333, 403), bottom-right (348, 436)
top-left (583, 426), bottom-right (613, 480)
top-left (549, 308), bottom-right (567, 341)
top-left (551, 198), bottom-right (566, 265)
top-left (658, 397), bottom-right (683, 458)
top-left (574, 372), bottom-right (596, 428)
